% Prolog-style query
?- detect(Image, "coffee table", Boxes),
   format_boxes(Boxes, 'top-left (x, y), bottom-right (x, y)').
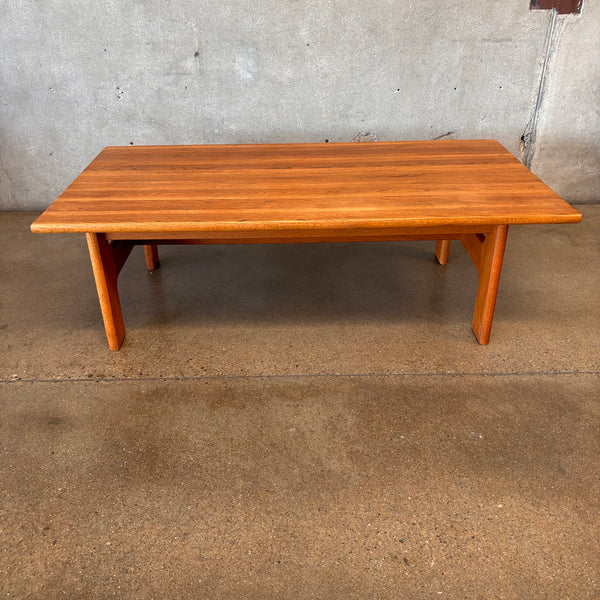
top-left (31, 140), bottom-right (582, 350)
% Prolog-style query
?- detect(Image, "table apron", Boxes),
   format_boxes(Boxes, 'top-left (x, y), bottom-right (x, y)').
top-left (105, 224), bottom-right (496, 245)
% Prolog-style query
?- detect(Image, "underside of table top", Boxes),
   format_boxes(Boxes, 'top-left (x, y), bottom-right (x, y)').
top-left (31, 140), bottom-right (581, 235)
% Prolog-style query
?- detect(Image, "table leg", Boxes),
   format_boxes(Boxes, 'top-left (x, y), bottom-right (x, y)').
top-left (435, 240), bottom-right (450, 265)
top-left (86, 233), bottom-right (126, 350)
top-left (471, 225), bottom-right (509, 345)
top-left (144, 244), bottom-right (160, 271)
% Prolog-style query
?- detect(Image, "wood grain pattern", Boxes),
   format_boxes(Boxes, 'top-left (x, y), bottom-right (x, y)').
top-left (471, 225), bottom-right (509, 345)
top-left (32, 140), bottom-right (582, 349)
top-left (31, 140), bottom-right (581, 235)
top-left (104, 223), bottom-right (496, 242)
top-left (85, 233), bottom-right (126, 350)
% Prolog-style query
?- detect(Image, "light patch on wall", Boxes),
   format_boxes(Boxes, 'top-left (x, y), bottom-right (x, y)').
top-left (234, 54), bottom-right (257, 83)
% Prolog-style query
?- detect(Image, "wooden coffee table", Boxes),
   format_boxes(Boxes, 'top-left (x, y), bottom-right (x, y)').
top-left (31, 140), bottom-right (581, 350)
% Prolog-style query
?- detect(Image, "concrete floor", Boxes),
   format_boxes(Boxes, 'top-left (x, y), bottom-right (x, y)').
top-left (1, 208), bottom-right (599, 598)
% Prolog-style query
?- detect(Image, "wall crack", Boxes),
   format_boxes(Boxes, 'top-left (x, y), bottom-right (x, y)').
top-left (521, 8), bottom-right (562, 169)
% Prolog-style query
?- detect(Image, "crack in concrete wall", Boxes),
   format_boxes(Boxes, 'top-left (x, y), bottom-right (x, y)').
top-left (521, 8), bottom-right (560, 169)
top-left (0, 161), bottom-right (18, 210)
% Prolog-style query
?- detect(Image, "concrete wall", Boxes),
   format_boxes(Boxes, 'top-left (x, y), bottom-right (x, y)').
top-left (1, 0), bottom-right (598, 210)
top-left (530, 2), bottom-right (600, 204)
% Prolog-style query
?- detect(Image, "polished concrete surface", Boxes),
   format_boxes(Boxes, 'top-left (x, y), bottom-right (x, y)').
top-left (1, 208), bottom-right (599, 598)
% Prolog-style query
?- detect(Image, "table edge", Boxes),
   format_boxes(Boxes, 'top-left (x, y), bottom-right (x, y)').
top-left (31, 212), bottom-right (583, 234)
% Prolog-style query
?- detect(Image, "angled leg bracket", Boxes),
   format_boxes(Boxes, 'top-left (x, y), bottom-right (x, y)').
top-left (460, 226), bottom-right (509, 344)
top-left (85, 234), bottom-right (135, 350)
top-left (436, 226), bottom-right (509, 344)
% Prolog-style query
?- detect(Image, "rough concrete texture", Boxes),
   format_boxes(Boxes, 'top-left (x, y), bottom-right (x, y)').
top-left (1, 1), bottom-right (598, 210)
top-left (2, 376), bottom-right (599, 599)
top-left (530, 1), bottom-right (600, 203)
top-left (1, 208), bottom-right (599, 598)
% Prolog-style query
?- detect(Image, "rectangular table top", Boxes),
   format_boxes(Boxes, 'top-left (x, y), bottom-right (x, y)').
top-left (31, 140), bottom-right (582, 234)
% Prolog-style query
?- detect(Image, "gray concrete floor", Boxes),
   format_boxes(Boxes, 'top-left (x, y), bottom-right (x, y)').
top-left (1, 208), bottom-right (599, 598)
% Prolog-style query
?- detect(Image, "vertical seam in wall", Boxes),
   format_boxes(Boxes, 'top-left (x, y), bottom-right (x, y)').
top-left (0, 161), bottom-right (18, 209)
top-left (521, 8), bottom-right (561, 170)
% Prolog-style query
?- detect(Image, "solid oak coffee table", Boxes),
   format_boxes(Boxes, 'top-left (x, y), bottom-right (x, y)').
top-left (31, 140), bottom-right (581, 350)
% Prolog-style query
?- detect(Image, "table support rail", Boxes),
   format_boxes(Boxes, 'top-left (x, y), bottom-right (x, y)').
top-left (88, 227), bottom-right (509, 350)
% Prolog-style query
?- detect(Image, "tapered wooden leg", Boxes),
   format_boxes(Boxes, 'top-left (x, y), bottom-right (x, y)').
top-left (86, 233), bottom-right (126, 350)
top-left (472, 225), bottom-right (509, 345)
top-left (435, 239), bottom-right (450, 265)
top-left (144, 244), bottom-right (160, 271)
